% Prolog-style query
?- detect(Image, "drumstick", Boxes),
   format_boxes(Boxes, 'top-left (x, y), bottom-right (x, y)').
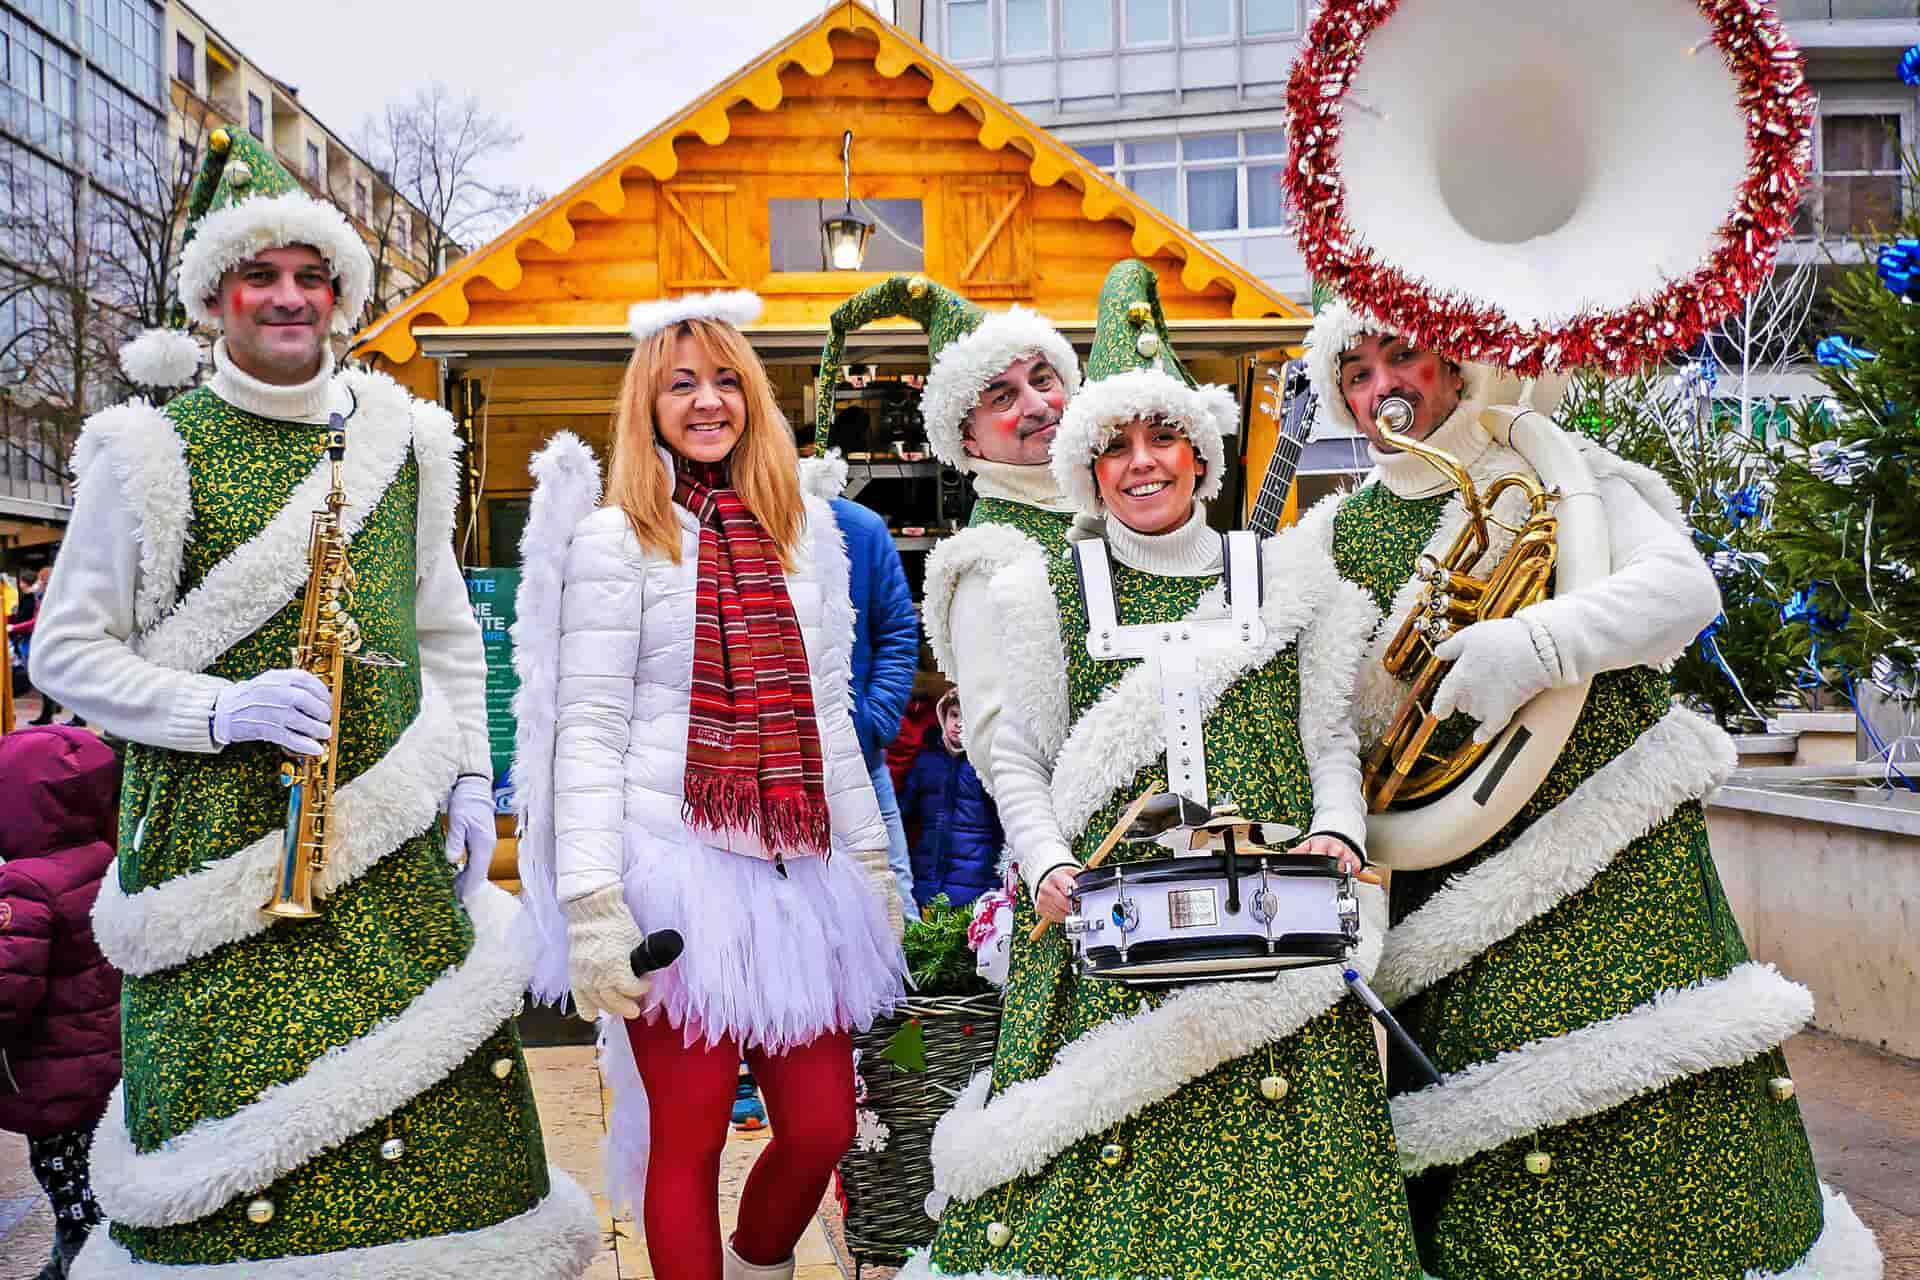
top-left (1028, 781), bottom-right (1163, 942)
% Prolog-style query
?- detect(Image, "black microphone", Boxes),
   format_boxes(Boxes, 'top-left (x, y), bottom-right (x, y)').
top-left (629, 929), bottom-right (685, 977)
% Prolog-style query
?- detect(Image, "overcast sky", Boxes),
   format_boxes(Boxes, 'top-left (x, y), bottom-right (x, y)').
top-left (189, 0), bottom-right (898, 202)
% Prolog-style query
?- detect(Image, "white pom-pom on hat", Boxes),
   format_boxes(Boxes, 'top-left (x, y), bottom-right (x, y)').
top-left (118, 328), bottom-right (203, 389)
top-left (628, 291), bottom-right (764, 342)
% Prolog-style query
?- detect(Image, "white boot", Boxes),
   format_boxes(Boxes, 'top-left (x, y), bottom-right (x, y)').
top-left (722, 1237), bottom-right (795, 1280)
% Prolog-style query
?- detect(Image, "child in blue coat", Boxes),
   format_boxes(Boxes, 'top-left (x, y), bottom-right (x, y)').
top-left (900, 691), bottom-right (1004, 910)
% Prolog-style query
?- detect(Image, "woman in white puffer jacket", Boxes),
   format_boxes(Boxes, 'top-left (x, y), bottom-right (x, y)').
top-left (513, 291), bottom-right (905, 1280)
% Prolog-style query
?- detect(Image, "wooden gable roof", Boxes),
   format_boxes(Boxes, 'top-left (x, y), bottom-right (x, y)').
top-left (351, 1), bottom-right (1304, 367)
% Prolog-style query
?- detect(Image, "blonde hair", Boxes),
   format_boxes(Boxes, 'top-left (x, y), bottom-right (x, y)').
top-left (605, 317), bottom-right (805, 567)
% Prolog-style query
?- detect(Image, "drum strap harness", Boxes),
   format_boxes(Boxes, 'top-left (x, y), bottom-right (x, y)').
top-left (1076, 531), bottom-right (1266, 813)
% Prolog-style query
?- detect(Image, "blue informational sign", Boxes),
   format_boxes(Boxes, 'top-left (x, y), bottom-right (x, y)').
top-left (465, 568), bottom-right (521, 809)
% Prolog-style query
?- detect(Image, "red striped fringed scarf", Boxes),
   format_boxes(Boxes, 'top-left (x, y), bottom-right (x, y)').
top-left (672, 459), bottom-right (831, 859)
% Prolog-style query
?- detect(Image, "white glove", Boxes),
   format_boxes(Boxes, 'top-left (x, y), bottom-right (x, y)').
top-left (445, 775), bottom-right (497, 892)
top-left (850, 846), bottom-right (906, 941)
top-left (212, 668), bottom-right (332, 756)
top-left (561, 884), bottom-right (650, 1021)
top-left (1430, 616), bottom-right (1559, 744)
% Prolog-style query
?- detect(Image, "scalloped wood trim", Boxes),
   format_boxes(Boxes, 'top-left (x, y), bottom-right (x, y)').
top-left (350, 1), bottom-right (1301, 365)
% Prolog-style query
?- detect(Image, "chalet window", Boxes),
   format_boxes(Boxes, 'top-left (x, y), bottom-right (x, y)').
top-left (1062, 0), bottom-right (1112, 52)
top-left (305, 140), bottom-right (318, 181)
top-left (1004, 0), bottom-right (1049, 55)
top-left (948, 0), bottom-right (990, 61)
top-left (1184, 0), bottom-right (1232, 38)
top-left (767, 198), bottom-right (923, 273)
top-left (175, 32), bottom-right (192, 87)
top-left (1125, 0), bottom-right (1171, 44)
top-left (247, 91), bottom-right (262, 138)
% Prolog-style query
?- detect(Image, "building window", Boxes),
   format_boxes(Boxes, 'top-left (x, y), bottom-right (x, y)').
top-left (1, 13), bottom-right (79, 159)
top-left (1810, 113), bottom-right (1902, 238)
top-left (1004, 0), bottom-right (1049, 55)
top-left (1062, 0), bottom-right (1113, 52)
top-left (1244, 0), bottom-right (1294, 35)
top-left (1125, 0), bottom-right (1171, 44)
top-left (305, 140), bottom-right (319, 181)
top-left (1245, 128), bottom-right (1287, 228)
top-left (1184, 0), bottom-right (1232, 38)
top-left (86, 0), bottom-right (163, 100)
top-left (1182, 133), bottom-right (1238, 232)
top-left (175, 33), bottom-right (193, 87)
top-left (948, 0), bottom-right (990, 60)
top-left (1099, 129), bottom-right (1293, 234)
top-left (1074, 142), bottom-right (1116, 168)
top-left (1123, 138), bottom-right (1178, 216)
top-left (395, 210), bottom-right (410, 249)
top-left (177, 135), bottom-right (195, 183)
top-left (247, 91), bottom-right (263, 138)
top-left (354, 179), bottom-right (368, 222)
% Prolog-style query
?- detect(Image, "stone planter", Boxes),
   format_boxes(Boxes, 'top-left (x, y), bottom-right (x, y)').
top-left (1731, 731), bottom-right (1798, 766)
top-left (1768, 710), bottom-right (1860, 767)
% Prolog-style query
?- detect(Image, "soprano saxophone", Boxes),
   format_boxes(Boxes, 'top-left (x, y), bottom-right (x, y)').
top-left (265, 421), bottom-right (401, 920)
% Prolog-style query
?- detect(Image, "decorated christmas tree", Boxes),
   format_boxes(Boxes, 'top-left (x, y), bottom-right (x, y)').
top-left (1561, 367), bottom-right (1807, 730)
top-left (1771, 202), bottom-right (1920, 712)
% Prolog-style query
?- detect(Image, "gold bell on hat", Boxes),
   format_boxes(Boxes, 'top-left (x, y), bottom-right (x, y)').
top-left (380, 1137), bottom-right (406, 1162)
top-left (1135, 331), bottom-right (1162, 359)
top-left (1524, 1149), bottom-right (1552, 1176)
top-left (491, 1057), bottom-right (515, 1080)
top-left (1125, 300), bottom-right (1154, 327)
top-left (1259, 1074), bottom-right (1289, 1103)
top-left (1099, 1142), bottom-right (1127, 1168)
top-left (210, 127), bottom-right (231, 153)
top-left (986, 1221), bottom-right (1013, 1249)
top-left (246, 1197), bottom-right (275, 1224)
top-left (907, 274), bottom-right (931, 299)
top-left (1768, 1076), bottom-right (1796, 1102)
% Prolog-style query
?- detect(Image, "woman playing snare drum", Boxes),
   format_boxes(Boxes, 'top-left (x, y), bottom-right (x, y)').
top-left (908, 262), bottom-right (1420, 1280)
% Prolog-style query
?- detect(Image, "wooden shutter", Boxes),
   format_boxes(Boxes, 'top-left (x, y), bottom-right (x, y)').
top-left (947, 176), bottom-right (1032, 299)
top-left (661, 182), bottom-right (741, 289)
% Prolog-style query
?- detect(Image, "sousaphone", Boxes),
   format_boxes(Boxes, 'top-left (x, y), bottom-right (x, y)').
top-left (1284, 0), bottom-right (1812, 868)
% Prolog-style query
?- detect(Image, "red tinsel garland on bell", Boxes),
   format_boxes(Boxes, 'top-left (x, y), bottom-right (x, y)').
top-left (1284, 0), bottom-right (1814, 377)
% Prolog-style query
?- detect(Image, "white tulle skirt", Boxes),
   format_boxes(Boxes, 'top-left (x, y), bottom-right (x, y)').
top-left (597, 825), bottom-right (905, 1216)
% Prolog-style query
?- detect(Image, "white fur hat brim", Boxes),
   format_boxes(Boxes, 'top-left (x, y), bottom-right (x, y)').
top-left (1050, 367), bottom-right (1238, 517)
top-left (179, 192), bottom-right (373, 332)
top-left (920, 307), bottom-right (1082, 470)
top-left (629, 290), bottom-right (764, 342)
top-left (1307, 299), bottom-right (1501, 435)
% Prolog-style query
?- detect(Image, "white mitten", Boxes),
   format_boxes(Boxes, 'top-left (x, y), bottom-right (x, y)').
top-left (211, 668), bottom-right (332, 755)
top-left (1430, 616), bottom-right (1559, 743)
top-left (849, 846), bottom-right (906, 941)
top-left (561, 884), bottom-right (650, 1021)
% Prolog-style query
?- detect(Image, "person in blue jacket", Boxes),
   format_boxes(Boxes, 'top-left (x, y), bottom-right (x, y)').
top-left (900, 690), bottom-right (1005, 910)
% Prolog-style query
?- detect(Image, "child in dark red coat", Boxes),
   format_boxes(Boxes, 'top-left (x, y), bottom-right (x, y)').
top-left (0, 725), bottom-right (122, 1279)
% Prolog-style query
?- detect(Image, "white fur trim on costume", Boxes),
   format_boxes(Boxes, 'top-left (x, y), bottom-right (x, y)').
top-left (984, 549), bottom-right (1071, 768)
top-left (1297, 575), bottom-right (1383, 767)
top-left (927, 885), bottom-right (1385, 1203)
top-left (410, 396), bottom-right (463, 576)
top-left (799, 448), bottom-right (850, 500)
top-left (71, 400), bottom-right (191, 630)
top-left (628, 290), bottom-right (763, 341)
top-left (509, 432), bottom-right (605, 1006)
top-left (92, 882), bottom-right (535, 1226)
top-left (920, 308), bottom-right (1081, 470)
top-left (179, 193), bottom-right (373, 330)
top-left (1756, 1184), bottom-right (1886, 1280)
top-left (1375, 706), bottom-right (1735, 1006)
top-left (1041, 524), bottom-right (1335, 840)
top-left (1305, 299), bottom-right (1501, 437)
top-left (117, 329), bottom-right (202, 389)
top-left (135, 369), bottom-right (414, 674)
top-left (1390, 961), bottom-right (1814, 1175)
top-left (71, 1164), bottom-right (599, 1280)
top-left (1048, 368), bottom-right (1238, 516)
top-left (91, 686), bottom-right (462, 976)
top-left (921, 524), bottom-right (1054, 688)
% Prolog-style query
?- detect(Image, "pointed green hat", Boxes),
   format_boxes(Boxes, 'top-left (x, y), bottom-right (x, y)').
top-left (176, 127), bottom-right (373, 334)
top-left (1050, 259), bottom-right (1238, 516)
top-left (816, 273), bottom-right (1079, 470)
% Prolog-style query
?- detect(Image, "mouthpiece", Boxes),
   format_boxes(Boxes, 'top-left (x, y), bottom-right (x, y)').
top-left (1376, 397), bottom-right (1415, 433)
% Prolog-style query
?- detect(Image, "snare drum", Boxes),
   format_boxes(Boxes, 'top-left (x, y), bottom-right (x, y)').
top-left (1063, 853), bottom-right (1360, 986)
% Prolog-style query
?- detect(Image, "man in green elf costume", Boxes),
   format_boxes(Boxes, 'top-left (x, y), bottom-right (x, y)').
top-left (1294, 299), bottom-right (1883, 1280)
top-left (30, 128), bottom-right (598, 1278)
top-left (818, 275), bottom-right (1080, 788)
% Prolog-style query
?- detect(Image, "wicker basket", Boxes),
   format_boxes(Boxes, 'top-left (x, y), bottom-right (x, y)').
top-left (839, 992), bottom-right (1000, 1266)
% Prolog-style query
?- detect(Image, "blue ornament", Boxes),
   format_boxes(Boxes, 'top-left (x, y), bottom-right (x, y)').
top-left (1697, 613), bottom-right (1725, 644)
top-left (1876, 238), bottom-right (1920, 301)
top-left (1720, 485), bottom-right (1763, 527)
top-left (1816, 336), bottom-right (1877, 368)
top-left (1782, 585), bottom-right (1849, 635)
top-left (1902, 44), bottom-right (1920, 87)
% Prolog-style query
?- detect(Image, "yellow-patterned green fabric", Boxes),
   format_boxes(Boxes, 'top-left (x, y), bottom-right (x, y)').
top-left (1330, 481), bottom-right (1824, 1280)
top-left (110, 387), bottom-right (550, 1264)
top-left (927, 550), bottom-right (1422, 1279)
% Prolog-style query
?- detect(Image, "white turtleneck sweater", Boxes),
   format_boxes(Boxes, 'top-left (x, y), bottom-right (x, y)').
top-left (944, 458), bottom-right (1079, 786)
top-left (991, 504), bottom-right (1368, 895)
top-left (30, 343), bottom-right (492, 775)
top-left (1361, 401), bottom-right (1720, 689)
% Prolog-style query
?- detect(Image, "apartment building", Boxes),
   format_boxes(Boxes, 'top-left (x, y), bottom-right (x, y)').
top-left (0, 0), bottom-right (165, 546)
top-left (167, 0), bottom-right (438, 319)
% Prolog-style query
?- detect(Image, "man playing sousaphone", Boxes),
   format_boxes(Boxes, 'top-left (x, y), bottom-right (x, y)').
top-left (1296, 300), bottom-right (1881, 1278)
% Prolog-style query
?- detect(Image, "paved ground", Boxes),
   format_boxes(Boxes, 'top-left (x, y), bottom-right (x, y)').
top-left (2, 1029), bottom-right (1912, 1279)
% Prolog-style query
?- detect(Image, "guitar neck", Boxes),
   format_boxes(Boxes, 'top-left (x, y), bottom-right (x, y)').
top-left (1248, 397), bottom-right (1312, 537)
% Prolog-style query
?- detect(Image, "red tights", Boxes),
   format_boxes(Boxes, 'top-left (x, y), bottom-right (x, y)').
top-left (626, 1015), bottom-right (856, 1279)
